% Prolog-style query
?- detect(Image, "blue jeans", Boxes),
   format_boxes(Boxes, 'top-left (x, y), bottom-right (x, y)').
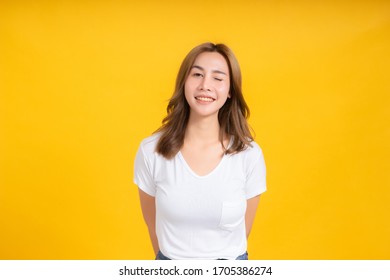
top-left (155, 250), bottom-right (248, 260)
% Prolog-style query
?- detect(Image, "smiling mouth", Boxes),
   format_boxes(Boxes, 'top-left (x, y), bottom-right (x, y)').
top-left (195, 96), bottom-right (215, 102)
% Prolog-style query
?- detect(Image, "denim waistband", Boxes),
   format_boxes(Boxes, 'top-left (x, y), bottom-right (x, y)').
top-left (155, 250), bottom-right (248, 260)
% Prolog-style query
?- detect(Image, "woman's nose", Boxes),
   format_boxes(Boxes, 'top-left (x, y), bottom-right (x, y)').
top-left (199, 76), bottom-right (211, 91)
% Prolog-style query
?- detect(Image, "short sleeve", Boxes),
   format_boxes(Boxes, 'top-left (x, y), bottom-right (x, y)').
top-left (133, 143), bottom-right (157, 197)
top-left (245, 148), bottom-right (267, 199)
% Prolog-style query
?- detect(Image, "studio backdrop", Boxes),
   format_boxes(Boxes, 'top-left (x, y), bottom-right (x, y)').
top-left (0, 0), bottom-right (389, 259)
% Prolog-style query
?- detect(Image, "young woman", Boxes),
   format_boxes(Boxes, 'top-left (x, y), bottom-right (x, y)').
top-left (134, 42), bottom-right (266, 260)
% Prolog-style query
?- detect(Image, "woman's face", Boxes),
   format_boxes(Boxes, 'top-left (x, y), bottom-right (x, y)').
top-left (184, 51), bottom-right (230, 120)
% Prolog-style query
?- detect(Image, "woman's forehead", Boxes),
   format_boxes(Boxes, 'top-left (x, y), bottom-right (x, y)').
top-left (192, 52), bottom-right (229, 73)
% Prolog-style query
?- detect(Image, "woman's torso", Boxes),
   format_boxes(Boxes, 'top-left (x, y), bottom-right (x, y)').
top-left (134, 133), bottom-right (266, 259)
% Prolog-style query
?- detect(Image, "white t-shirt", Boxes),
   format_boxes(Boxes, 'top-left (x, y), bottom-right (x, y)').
top-left (134, 133), bottom-right (266, 259)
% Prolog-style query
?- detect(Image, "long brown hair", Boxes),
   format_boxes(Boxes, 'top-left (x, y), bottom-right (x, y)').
top-left (155, 42), bottom-right (253, 159)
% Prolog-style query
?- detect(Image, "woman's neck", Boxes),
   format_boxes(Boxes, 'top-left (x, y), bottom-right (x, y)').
top-left (185, 114), bottom-right (220, 145)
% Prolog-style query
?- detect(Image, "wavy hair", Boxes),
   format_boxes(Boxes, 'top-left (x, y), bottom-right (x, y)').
top-left (155, 42), bottom-right (253, 159)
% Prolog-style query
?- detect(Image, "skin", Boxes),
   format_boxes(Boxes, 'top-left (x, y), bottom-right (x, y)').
top-left (139, 51), bottom-right (261, 257)
top-left (182, 52), bottom-right (231, 176)
top-left (138, 189), bottom-right (159, 255)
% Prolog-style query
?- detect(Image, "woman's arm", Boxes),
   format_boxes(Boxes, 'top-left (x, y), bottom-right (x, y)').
top-left (245, 195), bottom-right (261, 238)
top-left (138, 189), bottom-right (159, 255)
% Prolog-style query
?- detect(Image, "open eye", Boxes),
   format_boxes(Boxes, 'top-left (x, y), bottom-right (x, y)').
top-left (192, 72), bottom-right (203, 77)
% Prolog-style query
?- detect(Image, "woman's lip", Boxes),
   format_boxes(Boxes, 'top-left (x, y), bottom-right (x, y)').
top-left (195, 96), bottom-right (216, 101)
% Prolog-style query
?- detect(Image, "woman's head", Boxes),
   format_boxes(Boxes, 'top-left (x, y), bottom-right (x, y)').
top-left (171, 43), bottom-right (245, 119)
top-left (156, 42), bottom-right (253, 159)
top-left (184, 51), bottom-right (231, 120)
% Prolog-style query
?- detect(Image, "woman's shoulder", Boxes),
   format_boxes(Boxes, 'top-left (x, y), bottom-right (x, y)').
top-left (138, 132), bottom-right (162, 155)
top-left (233, 140), bottom-right (265, 172)
top-left (236, 140), bottom-right (264, 162)
top-left (247, 140), bottom-right (263, 153)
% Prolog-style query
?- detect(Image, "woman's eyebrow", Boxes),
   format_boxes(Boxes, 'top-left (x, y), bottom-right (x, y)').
top-left (191, 65), bottom-right (227, 75)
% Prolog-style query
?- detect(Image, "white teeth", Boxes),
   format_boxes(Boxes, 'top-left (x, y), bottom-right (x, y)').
top-left (196, 97), bottom-right (214, 102)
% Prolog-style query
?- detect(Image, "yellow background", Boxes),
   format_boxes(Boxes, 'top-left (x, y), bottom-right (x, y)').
top-left (1, 0), bottom-right (389, 259)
